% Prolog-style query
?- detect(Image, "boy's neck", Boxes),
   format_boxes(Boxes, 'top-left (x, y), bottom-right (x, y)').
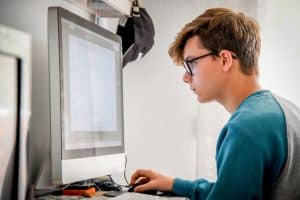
top-left (217, 75), bottom-right (262, 114)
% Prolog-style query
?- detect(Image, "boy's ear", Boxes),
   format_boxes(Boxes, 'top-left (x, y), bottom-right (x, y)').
top-left (219, 50), bottom-right (233, 72)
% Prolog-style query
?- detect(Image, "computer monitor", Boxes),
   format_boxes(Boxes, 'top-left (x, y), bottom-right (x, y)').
top-left (0, 25), bottom-right (31, 200)
top-left (48, 7), bottom-right (125, 185)
top-left (0, 53), bottom-right (21, 200)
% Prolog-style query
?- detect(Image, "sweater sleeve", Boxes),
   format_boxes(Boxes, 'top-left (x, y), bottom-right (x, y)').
top-left (172, 127), bottom-right (267, 200)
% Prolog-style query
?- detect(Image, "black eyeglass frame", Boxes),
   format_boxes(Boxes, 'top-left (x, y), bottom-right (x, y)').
top-left (183, 52), bottom-right (215, 76)
top-left (183, 51), bottom-right (238, 76)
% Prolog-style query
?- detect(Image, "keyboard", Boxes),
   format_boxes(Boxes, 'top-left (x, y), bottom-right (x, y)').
top-left (110, 192), bottom-right (187, 200)
top-left (34, 192), bottom-right (187, 200)
top-left (110, 192), bottom-right (167, 199)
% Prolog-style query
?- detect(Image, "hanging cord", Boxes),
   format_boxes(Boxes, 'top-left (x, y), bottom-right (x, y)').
top-left (133, 0), bottom-right (140, 7)
top-left (131, 0), bottom-right (140, 17)
top-left (109, 154), bottom-right (130, 187)
top-left (123, 154), bottom-right (130, 186)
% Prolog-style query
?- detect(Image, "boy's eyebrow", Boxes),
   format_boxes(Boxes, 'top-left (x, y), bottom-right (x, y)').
top-left (184, 56), bottom-right (194, 62)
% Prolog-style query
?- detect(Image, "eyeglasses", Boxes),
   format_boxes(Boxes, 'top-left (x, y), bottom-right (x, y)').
top-left (183, 51), bottom-right (238, 76)
top-left (183, 52), bottom-right (216, 76)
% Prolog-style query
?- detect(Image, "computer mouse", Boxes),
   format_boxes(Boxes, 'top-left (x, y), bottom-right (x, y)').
top-left (127, 185), bottom-right (135, 192)
top-left (142, 190), bottom-right (159, 195)
top-left (127, 184), bottom-right (158, 195)
top-left (127, 178), bottom-right (144, 192)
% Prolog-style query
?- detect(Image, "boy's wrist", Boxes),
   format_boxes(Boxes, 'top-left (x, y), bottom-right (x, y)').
top-left (164, 176), bottom-right (175, 191)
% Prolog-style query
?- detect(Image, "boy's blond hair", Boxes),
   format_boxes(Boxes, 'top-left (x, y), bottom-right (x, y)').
top-left (168, 8), bottom-right (261, 75)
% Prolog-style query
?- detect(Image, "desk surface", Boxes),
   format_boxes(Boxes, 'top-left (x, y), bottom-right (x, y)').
top-left (35, 192), bottom-right (187, 200)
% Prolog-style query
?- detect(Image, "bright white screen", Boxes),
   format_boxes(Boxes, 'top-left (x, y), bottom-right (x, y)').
top-left (69, 34), bottom-right (117, 132)
top-left (0, 55), bottom-right (17, 192)
top-left (61, 18), bottom-right (122, 151)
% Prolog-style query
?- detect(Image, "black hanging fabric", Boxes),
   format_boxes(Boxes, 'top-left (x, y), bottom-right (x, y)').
top-left (117, 0), bottom-right (155, 67)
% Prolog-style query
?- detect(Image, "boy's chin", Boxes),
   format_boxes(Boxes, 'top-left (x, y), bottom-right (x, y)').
top-left (197, 95), bottom-right (212, 103)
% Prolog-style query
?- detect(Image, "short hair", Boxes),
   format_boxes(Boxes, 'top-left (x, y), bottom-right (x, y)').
top-left (168, 8), bottom-right (261, 75)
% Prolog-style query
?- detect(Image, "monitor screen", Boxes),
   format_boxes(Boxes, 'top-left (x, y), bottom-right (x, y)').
top-left (0, 53), bottom-right (20, 200)
top-left (61, 18), bottom-right (122, 152)
top-left (48, 7), bottom-right (125, 184)
top-left (0, 24), bottom-right (31, 199)
top-left (0, 54), bottom-right (18, 199)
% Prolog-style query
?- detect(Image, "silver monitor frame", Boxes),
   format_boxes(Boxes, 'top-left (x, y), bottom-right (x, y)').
top-left (48, 7), bottom-right (125, 185)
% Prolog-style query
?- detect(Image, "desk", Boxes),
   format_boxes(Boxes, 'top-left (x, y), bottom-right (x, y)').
top-left (35, 192), bottom-right (187, 200)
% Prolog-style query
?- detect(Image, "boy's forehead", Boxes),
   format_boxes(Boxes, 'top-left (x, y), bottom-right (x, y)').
top-left (183, 36), bottom-right (206, 58)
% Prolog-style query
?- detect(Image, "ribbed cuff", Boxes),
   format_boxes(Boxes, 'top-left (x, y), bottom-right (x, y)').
top-left (172, 178), bottom-right (195, 197)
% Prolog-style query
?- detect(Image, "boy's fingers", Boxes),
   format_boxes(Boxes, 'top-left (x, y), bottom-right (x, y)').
top-left (130, 169), bottom-right (153, 185)
top-left (134, 182), bottom-right (156, 192)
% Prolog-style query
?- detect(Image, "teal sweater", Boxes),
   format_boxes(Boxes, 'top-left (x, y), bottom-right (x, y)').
top-left (173, 90), bottom-right (287, 200)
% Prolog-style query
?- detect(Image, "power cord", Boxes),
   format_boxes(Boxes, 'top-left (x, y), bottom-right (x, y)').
top-left (123, 154), bottom-right (130, 186)
top-left (109, 154), bottom-right (130, 188)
